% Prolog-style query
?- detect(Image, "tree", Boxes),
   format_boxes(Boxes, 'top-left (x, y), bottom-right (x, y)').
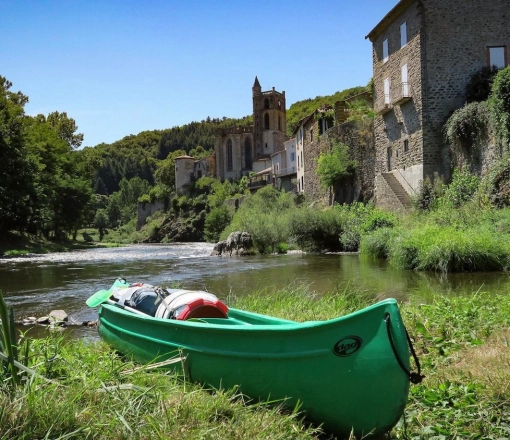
top-left (94, 209), bottom-right (108, 241)
top-left (316, 141), bottom-right (357, 190)
top-left (0, 76), bottom-right (35, 234)
top-left (154, 149), bottom-right (186, 190)
top-left (45, 111), bottom-right (84, 149)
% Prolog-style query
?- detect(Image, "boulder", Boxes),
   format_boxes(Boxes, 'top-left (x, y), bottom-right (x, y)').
top-left (211, 231), bottom-right (253, 256)
top-left (49, 310), bottom-right (68, 326)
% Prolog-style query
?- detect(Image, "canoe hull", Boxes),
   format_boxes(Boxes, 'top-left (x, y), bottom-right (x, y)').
top-left (98, 298), bottom-right (410, 437)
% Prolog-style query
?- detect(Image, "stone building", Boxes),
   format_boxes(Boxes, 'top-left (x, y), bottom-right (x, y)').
top-left (174, 154), bottom-right (216, 194)
top-left (295, 97), bottom-right (375, 206)
top-left (214, 77), bottom-right (287, 181)
top-left (366, 0), bottom-right (510, 210)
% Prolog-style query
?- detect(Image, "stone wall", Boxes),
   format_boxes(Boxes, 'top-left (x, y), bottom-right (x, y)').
top-left (374, 175), bottom-right (409, 212)
top-left (372, 0), bottom-right (425, 179)
top-left (304, 120), bottom-right (375, 206)
top-left (137, 200), bottom-right (166, 231)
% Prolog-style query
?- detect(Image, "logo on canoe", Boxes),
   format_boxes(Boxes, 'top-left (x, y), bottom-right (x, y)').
top-left (333, 336), bottom-right (363, 357)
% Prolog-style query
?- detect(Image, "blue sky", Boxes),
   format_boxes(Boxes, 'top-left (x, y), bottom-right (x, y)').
top-left (1, 1), bottom-right (397, 148)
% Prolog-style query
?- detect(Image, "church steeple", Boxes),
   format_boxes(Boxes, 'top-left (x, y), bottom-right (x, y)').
top-left (252, 76), bottom-right (261, 94)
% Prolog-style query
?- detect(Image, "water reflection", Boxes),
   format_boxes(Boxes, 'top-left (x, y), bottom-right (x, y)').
top-left (1, 243), bottom-right (509, 339)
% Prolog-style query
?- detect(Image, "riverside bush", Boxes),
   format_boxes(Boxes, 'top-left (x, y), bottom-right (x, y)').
top-left (362, 213), bottom-right (510, 272)
top-left (288, 208), bottom-right (343, 252)
top-left (224, 186), bottom-right (296, 253)
top-left (204, 205), bottom-right (233, 242)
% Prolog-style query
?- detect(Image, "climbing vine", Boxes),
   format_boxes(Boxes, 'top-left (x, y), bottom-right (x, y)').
top-left (444, 101), bottom-right (490, 166)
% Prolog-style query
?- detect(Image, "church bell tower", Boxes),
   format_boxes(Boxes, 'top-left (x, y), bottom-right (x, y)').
top-left (252, 76), bottom-right (287, 158)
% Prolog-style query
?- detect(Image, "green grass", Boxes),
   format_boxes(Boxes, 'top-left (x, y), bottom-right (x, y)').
top-left (1, 285), bottom-right (510, 439)
top-left (360, 207), bottom-right (510, 273)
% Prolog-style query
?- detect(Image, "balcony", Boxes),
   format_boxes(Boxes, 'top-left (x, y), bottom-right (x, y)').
top-left (392, 82), bottom-right (412, 105)
top-left (375, 94), bottom-right (392, 115)
top-left (274, 166), bottom-right (296, 177)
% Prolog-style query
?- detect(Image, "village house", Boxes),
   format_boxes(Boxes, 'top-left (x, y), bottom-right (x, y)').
top-left (366, 0), bottom-right (510, 210)
top-left (293, 94), bottom-right (375, 206)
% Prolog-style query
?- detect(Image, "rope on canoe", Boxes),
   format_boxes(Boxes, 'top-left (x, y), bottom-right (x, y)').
top-left (385, 314), bottom-right (424, 384)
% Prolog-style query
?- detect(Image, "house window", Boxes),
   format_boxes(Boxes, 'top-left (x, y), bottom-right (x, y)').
top-left (384, 78), bottom-right (390, 104)
top-left (383, 38), bottom-right (389, 62)
top-left (401, 64), bottom-right (409, 97)
top-left (403, 139), bottom-right (409, 152)
top-left (488, 46), bottom-right (507, 69)
top-left (226, 139), bottom-right (233, 171)
top-left (290, 152), bottom-right (295, 162)
top-left (400, 22), bottom-right (407, 48)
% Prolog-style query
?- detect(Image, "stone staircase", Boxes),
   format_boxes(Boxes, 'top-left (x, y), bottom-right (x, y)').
top-left (381, 172), bottom-right (412, 209)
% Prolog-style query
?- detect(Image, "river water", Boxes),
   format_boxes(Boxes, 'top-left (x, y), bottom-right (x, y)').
top-left (1, 243), bottom-right (509, 339)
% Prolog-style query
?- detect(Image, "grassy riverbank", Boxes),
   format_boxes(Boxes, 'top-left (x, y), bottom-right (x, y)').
top-left (0, 231), bottom-right (120, 257)
top-left (1, 285), bottom-right (509, 439)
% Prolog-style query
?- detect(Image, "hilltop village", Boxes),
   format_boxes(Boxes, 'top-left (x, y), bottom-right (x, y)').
top-left (173, 0), bottom-right (510, 212)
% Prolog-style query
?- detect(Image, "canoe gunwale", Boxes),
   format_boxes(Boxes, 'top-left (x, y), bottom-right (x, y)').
top-left (99, 297), bottom-right (401, 331)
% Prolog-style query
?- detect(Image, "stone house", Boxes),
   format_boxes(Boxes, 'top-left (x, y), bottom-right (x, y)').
top-left (366, 0), bottom-right (510, 210)
top-left (174, 154), bottom-right (215, 194)
top-left (214, 77), bottom-right (288, 182)
top-left (295, 98), bottom-right (375, 205)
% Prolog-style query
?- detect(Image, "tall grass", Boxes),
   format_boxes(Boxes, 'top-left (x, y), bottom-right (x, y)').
top-left (361, 206), bottom-right (510, 272)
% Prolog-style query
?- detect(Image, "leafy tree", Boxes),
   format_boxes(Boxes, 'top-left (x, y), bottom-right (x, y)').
top-left (45, 111), bottom-right (84, 149)
top-left (94, 209), bottom-right (108, 241)
top-left (24, 115), bottom-right (92, 238)
top-left (154, 149), bottom-right (187, 190)
top-left (204, 205), bottom-right (233, 242)
top-left (316, 141), bottom-right (357, 190)
top-left (0, 76), bottom-right (35, 234)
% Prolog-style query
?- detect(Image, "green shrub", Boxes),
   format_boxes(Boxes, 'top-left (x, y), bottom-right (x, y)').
top-left (288, 208), bottom-right (342, 252)
top-left (225, 187), bottom-right (296, 253)
top-left (489, 66), bottom-right (510, 147)
top-left (438, 169), bottom-right (480, 208)
top-left (204, 205), bottom-right (232, 242)
top-left (413, 177), bottom-right (442, 211)
top-left (359, 227), bottom-right (393, 259)
top-left (316, 141), bottom-right (357, 190)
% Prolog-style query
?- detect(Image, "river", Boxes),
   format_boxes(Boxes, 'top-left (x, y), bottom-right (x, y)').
top-left (1, 243), bottom-right (509, 339)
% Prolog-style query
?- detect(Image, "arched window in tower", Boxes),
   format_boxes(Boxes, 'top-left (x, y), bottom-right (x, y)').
top-left (278, 99), bottom-right (281, 109)
top-left (264, 113), bottom-right (270, 129)
top-left (264, 99), bottom-right (269, 109)
top-left (278, 116), bottom-right (281, 131)
top-left (226, 139), bottom-right (233, 171)
top-left (244, 138), bottom-right (252, 170)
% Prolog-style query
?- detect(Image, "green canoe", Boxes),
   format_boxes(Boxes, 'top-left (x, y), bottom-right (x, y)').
top-left (96, 288), bottom-right (419, 438)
